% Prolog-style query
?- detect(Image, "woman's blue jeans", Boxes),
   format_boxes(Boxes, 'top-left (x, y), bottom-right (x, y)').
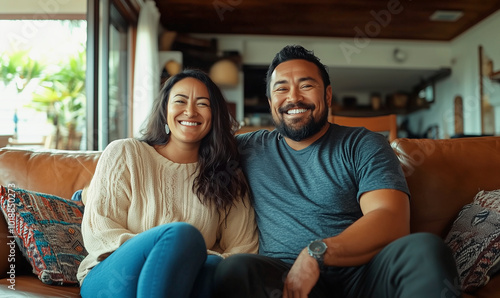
top-left (80, 222), bottom-right (222, 298)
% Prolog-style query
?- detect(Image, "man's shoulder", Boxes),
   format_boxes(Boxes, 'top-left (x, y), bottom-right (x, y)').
top-left (236, 128), bottom-right (277, 144)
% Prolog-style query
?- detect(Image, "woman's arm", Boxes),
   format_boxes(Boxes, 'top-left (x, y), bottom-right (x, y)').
top-left (81, 140), bottom-right (137, 260)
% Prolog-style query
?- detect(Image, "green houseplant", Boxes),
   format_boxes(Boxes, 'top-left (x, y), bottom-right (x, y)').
top-left (0, 51), bottom-right (45, 139)
top-left (29, 50), bottom-right (86, 149)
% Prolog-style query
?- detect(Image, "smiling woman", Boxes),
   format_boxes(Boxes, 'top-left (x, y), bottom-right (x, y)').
top-left (78, 69), bottom-right (258, 297)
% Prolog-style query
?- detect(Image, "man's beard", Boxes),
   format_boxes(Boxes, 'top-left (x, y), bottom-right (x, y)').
top-left (273, 101), bottom-right (329, 142)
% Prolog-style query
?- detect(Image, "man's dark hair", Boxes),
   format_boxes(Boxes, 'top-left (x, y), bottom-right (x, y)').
top-left (265, 45), bottom-right (331, 98)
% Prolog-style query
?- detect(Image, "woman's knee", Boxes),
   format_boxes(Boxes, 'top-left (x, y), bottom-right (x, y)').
top-left (157, 222), bottom-right (206, 248)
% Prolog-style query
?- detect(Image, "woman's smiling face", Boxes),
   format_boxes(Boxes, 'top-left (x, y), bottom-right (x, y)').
top-left (166, 77), bottom-right (212, 147)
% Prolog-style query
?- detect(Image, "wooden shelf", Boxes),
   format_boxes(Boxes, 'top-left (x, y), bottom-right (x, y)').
top-left (331, 102), bottom-right (430, 117)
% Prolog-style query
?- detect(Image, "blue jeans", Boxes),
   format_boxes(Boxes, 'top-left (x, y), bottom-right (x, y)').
top-left (71, 189), bottom-right (82, 201)
top-left (81, 222), bottom-right (222, 298)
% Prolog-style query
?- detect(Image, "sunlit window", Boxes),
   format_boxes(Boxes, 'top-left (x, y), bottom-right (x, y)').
top-left (0, 20), bottom-right (87, 149)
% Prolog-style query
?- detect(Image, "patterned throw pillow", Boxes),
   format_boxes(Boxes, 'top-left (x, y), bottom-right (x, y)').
top-left (444, 189), bottom-right (500, 293)
top-left (0, 185), bottom-right (87, 285)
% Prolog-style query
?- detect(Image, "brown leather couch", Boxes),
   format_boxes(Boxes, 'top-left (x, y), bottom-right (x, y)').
top-left (1, 136), bottom-right (500, 297)
top-left (0, 148), bottom-right (99, 297)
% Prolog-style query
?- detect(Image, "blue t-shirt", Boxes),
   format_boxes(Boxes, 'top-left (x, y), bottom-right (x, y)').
top-left (236, 124), bottom-right (409, 263)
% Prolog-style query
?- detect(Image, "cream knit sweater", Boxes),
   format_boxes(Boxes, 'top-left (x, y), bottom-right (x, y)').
top-left (77, 138), bottom-right (258, 283)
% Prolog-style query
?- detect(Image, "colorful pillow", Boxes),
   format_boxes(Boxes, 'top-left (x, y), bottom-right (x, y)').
top-left (444, 189), bottom-right (500, 293)
top-left (0, 185), bottom-right (87, 285)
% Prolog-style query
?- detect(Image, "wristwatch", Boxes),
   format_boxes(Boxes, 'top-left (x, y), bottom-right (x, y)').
top-left (307, 239), bottom-right (328, 268)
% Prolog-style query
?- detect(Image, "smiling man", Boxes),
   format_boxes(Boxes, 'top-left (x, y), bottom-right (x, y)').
top-left (214, 45), bottom-right (460, 298)
top-left (268, 58), bottom-right (330, 150)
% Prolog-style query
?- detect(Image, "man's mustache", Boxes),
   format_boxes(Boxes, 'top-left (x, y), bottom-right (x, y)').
top-left (278, 102), bottom-right (316, 114)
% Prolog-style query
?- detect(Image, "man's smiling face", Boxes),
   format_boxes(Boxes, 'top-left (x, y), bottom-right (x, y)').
top-left (268, 59), bottom-right (332, 141)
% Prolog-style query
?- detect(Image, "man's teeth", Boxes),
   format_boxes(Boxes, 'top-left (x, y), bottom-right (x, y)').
top-left (287, 108), bottom-right (308, 115)
top-left (180, 121), bottom-right (199, 126)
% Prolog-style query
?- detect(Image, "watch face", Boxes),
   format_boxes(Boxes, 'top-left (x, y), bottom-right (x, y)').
top-left (309, 240), bottom-right (327, 254)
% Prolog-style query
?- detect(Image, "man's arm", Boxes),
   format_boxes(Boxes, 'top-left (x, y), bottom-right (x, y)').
top-left (283, 188), bottom-right (410, 298)
top-left (324, 188), bottom-right (410, 266)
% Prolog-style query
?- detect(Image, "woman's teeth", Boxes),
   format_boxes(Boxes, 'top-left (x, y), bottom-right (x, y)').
top-left (180, 121), bottom-right (199, 126)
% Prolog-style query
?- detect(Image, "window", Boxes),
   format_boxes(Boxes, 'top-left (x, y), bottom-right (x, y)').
top-left (0, 19), bottom-right (87, 150)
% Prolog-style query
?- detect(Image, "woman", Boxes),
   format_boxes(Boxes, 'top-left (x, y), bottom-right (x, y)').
top-left (77, 69), bottom-right (258, 298)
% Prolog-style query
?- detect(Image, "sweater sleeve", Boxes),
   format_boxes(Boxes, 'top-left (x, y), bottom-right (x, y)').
top-left (216, 193), bottom-right (259, 257)
top-left (81, 140), bottom-right (137, 260)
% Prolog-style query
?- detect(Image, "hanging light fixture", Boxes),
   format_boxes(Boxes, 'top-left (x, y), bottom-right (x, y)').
top-left (209, 58), bottom-right (239, 87)
top-left (164, 59), bottom-right (182, 76)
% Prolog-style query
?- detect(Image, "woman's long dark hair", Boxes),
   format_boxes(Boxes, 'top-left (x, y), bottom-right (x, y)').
top-left (140, 69), bottom-right (249, 212)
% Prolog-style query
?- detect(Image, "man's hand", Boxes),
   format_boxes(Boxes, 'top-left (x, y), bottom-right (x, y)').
top-left (283, 248), bottom-right (320, 298)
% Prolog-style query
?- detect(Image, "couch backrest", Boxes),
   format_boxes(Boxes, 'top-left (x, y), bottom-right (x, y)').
top-left (392, 137), bottom-right (500, 238)
top-left (1, 136), bottom-right (500, 239)
top-left (0, 147), bottom-right (101, 200)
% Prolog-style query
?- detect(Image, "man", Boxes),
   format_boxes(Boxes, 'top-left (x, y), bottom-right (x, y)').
top-left (214, 45), bottom-right (460, 298)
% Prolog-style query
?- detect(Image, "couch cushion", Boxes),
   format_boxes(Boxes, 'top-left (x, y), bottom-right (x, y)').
top-left (444, 190), bottom-right (500, 293)
top-left (0, 186), bottom-right (87, 285)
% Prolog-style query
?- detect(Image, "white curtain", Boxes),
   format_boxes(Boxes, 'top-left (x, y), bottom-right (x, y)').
top-left (132, 0), bottom-right (160, 137)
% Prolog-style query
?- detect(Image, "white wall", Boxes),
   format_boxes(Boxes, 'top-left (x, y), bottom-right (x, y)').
top-left (406, 10), bottom-right (500, 138)
top-left (204, 9), bottom-right (500, 137)
top-left (212, 34), bottom-right (451, 71)
top-left (199, 33), bottom-right (452, 123)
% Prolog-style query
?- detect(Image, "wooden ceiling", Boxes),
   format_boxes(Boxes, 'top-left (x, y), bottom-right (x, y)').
top-left (155, 0), bottom-right (500, 41)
